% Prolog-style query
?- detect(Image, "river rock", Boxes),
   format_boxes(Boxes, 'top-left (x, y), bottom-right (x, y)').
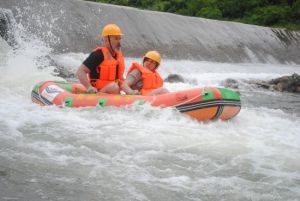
top-left (254, 73), bottom-right (300, 93)
top-left (164, 74), bottom-right (185, 83)
top-left (270, 73), bottom-right (300, 93)
top-left (253, 80), bottom-right (271, 89)
top-left (221, 78), bottom-right (239, 89)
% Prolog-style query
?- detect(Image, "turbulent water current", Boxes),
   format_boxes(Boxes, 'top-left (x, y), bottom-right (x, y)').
top-left (1, 6), bottom-right (300, 201)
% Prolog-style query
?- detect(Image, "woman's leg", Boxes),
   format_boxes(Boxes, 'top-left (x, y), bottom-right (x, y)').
top-left (148, 87), bottom-right (169, 95)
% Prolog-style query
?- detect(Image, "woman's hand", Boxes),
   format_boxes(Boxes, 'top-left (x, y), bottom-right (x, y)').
top-left (128, 89), bottom-right (140, 95)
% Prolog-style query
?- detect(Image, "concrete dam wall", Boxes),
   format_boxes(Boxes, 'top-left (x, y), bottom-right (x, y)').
top-left (1, 0), bottom-right (300, 64)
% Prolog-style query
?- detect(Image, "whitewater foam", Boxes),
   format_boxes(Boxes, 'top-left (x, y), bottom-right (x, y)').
top-left (0, 9), bottom-right (300, 201)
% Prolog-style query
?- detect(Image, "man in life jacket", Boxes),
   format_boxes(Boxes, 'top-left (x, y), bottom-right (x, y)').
top-left (121, 51), bottom-right (169, 96)
top-left (76, 24), bottom-right (125, 94)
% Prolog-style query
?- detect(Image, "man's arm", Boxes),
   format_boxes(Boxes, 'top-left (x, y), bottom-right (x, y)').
top-left (76, 64), bottom-right (97, 92)
top-left (76, 50), bottom-right (104, 92)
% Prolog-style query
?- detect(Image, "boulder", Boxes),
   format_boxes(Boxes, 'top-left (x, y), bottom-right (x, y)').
top-left (164, 74), bottom-right (185, 83)
top-left (254, 73), bottom-right (300, 93)
top-left (272, 73), bottom-right (300, 93)
top-left (222, 78), bottom-right (239, 89)
top-left (254, 81), bottom-right (271, 89)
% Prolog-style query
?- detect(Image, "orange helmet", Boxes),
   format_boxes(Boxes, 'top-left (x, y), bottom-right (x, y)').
top-left (101, 24), bottom-right (123, 37)
top-left (143, 51), bottom-right (161, 64)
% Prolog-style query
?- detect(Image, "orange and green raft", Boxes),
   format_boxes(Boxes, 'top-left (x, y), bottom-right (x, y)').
top-left (31, 81), bottom-right (241, 121)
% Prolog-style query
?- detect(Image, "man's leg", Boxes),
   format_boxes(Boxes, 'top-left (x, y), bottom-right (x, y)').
top-left (99, 82), bottom-right (120, 94)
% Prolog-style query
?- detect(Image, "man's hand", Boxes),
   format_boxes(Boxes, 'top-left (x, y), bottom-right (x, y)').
top-left (87, 86), bottom-right (98, 93)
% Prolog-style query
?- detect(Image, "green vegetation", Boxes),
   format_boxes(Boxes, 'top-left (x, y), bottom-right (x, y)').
top-left (94, 0), bottom-right (300, 30)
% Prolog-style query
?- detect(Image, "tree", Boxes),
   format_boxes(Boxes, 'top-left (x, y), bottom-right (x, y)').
top-left (291, 0), bottom-right (300, 21)
top-left (197, 7), bottom-right (222, 19)
top-left (249, 5), bottom-right (290, 25)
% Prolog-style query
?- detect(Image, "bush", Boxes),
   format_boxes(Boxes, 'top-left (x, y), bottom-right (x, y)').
top-left (94, 0), bottom-right (300, 30)
top-left (217, 0), bottom-right (244, 18)
top-left (291, 0), bottom-right (300, 22)
top-left (197, 7), bottom-right (222, 19)
top-left (248, 5), bottom-right (291, 26)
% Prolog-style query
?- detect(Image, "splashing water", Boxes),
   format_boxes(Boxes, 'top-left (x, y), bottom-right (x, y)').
top-left (0, 10), bottom-right (300, 201)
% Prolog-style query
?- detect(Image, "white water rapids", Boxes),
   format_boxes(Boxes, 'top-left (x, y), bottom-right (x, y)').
top-left (1, 15), bottom-right (300, 201)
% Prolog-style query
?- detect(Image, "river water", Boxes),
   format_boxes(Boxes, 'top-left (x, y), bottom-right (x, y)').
top-left (1, 12), bottom-right (300, 201)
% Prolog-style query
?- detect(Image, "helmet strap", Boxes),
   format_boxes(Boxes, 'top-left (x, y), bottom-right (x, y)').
top-left (108, 36), bottom-right (116, 58)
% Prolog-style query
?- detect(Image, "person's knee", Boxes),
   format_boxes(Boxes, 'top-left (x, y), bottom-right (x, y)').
top-left (148, 87), bottom-right (168, 96)
top-left (161, 88), bottom-right (168, 93)
top-left (110, 83), bottom-right (120, 94)
top-left (100, 82), bottom-right (120, 94)
top-left (155, 87), bottom-right (168, 95)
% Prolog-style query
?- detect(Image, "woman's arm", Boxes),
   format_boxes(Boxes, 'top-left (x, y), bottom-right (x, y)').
top-left (121, 71), bottom-right (140, 95)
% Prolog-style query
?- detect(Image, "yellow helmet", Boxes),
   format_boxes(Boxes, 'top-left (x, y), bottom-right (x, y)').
top-left (101, 24), bottom-right (123, 37)
top-left (143, 51), bottom-right (161, 64)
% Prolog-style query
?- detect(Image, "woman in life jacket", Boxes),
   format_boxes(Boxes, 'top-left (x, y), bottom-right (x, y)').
top-left (121, 51), bottom-right (169, 96)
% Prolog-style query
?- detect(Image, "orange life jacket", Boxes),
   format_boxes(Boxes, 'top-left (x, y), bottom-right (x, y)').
top-left (90, 47), bottom-right (125, 90)
top-left (127, 62), bottom-right (163, 95)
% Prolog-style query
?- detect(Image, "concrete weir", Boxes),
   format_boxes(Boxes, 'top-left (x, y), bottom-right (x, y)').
top-left (0, 0), bottom-right (300, 63)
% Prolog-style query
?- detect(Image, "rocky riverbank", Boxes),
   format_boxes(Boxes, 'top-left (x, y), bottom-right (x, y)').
top-left (166, 73), bottom-right (300, 93)
top-left (254, 73), bottom-right (300, 93)
top-left (223, 73), bottom-right (300, 93)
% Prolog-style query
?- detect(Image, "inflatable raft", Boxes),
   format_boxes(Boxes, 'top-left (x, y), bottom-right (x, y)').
top-left (31, 81), bottom-right (241, 121)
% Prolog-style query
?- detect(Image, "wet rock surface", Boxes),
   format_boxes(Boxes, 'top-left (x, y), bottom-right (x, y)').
top-left (222, 74), bottom-right (300, 94)
top-left (255, 73), bottom-right (300, 93)
top-left (0, 9), bottom-right (17, 47)
top-left (164, 74), bottom-right (185, 83)
top-left (221, 78), bottom-right (239, 89)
